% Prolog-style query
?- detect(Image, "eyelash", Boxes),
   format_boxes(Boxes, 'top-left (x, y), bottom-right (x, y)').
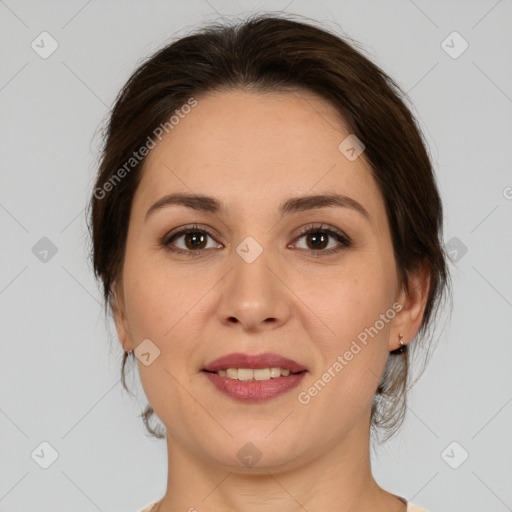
top-left (161, 223), bottom-right (352, 258)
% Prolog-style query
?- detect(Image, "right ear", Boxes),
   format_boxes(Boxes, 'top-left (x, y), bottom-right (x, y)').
top-left (111, 280), bottom-right (133, 351)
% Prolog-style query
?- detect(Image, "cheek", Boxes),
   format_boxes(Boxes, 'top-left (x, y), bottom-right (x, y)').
top-left (304, 261), bottom-right (394, 342)
top-left (121, 247), bottom-right (214, 386)
top-left (121, 254), bottom-right (207, 429)
top-left (301, 263), bottom-right (394, 400)
top-left (122, 244), bottom-right (199, 339)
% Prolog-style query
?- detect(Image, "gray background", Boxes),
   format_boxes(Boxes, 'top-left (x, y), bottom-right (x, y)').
top-left (1, 0), bottom-right (511, 511)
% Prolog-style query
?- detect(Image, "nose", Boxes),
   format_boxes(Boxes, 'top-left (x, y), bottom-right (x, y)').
top-left (216, 244), bottom-right (292, 333)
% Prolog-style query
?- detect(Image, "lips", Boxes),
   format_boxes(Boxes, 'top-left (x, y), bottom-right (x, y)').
top-left (202, 352), bottom-right (308, 373)
top-left (203, 371), bottom-right (307, 402)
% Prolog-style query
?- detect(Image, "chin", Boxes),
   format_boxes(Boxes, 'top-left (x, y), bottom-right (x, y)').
top-left (198, 430), bottom-right (306, 473)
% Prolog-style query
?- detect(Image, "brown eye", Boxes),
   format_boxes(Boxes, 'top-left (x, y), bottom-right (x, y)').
top-left (182, 231), bottom-right (208, 250)
top-left (304, 231), bottom-right (329, 250)
top-left (292, 225), bottom-right (351, 255)
top-left (162, 225), bottom-right (222, 257)
top-left (162, 223), bottom-right (351, 258)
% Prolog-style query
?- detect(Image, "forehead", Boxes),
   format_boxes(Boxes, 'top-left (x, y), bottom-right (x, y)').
top-left (134, 89), bottom-right (386, 226)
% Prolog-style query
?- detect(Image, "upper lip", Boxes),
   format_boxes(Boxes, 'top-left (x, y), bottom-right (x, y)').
top-left (202, 352), bottom-right (308, 373)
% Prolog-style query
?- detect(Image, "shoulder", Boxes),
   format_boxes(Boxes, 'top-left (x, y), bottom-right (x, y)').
top-left (407, 504), bottom-right (429, 512)
top-left (138, 499), bottom-right (428, 511)
top-left (138, 502), bottom-right (159, 512)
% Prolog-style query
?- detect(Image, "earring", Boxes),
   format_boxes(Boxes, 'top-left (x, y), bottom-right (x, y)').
top-left (398, 332), bottom-right (405, 349)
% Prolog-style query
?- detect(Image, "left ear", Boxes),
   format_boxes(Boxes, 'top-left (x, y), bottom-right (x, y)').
top-left (390, 262), bottom-right (431, 351)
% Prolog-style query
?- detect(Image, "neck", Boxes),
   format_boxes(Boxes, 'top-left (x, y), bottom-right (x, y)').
top-left (154, 410), bottom-right (406, 512)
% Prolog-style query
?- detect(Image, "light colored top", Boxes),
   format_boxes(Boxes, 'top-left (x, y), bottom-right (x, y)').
top-left (139, 498), bottom-right (428, 511)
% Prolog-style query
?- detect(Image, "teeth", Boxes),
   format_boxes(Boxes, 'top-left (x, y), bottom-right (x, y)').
top-left (215, 367), bottom-right (294, 381)
top-left (225, 368), bottom-right (237, 379)
top-left (269, 367), bottom-right (281, 378)
top-left (254, 368), bottom-right (270, 381)
top-left (238, 368), bottom-right (254, 381)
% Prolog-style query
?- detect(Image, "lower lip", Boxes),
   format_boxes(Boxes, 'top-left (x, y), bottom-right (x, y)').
top-left (202, 371), bottom-right (307, 402)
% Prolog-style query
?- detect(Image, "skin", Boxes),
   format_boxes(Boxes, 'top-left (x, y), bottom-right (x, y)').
top-left (112, 89), bottom-right (430, 512)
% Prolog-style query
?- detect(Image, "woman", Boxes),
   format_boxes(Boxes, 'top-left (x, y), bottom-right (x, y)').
top-left (88, 13), bottom-right (450, 512)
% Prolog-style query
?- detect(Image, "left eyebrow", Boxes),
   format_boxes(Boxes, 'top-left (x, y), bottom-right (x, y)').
top-left (144, 192), bottom-right (371, 223)
top-left (280, 193), bottom-right (371, 222)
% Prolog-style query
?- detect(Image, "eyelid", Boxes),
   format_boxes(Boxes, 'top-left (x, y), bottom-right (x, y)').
top-left (293, 223), bottom-right (351, 244)
top-left (162, 223), bottom-right (221, 243)
top-left (161, 222), bottom-right (351, 256)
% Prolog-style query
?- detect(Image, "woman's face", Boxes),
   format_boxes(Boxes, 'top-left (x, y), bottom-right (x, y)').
top-left (113, 89), bottom-right (416, 470)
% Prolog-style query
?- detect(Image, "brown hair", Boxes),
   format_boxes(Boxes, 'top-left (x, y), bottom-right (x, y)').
top-left (87, 13), bottom-right (452, 444)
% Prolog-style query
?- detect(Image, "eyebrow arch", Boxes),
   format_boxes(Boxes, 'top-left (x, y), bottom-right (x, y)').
top-left (144, 192), bottom-right (371, 222)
